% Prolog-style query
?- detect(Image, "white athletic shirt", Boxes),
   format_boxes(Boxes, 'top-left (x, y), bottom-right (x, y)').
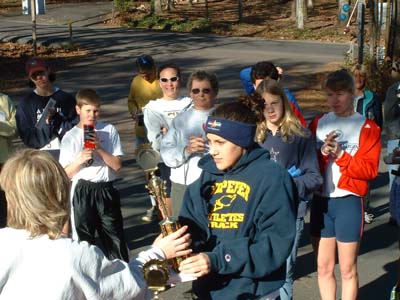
top-left (315, 112), bottom-right (365, 197)
top-left (59, 122), bottom-right (123, 183)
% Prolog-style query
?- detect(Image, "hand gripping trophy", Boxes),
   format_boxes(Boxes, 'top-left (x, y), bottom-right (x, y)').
top-left (136, 144), bottom-right (190, 299)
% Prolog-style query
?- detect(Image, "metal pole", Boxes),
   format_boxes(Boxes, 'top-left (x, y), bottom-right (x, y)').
top-left (357, 1), bottom-right (365, 64)
top-left (68, 20), bottom-right (73, 46)
top-left (30, 0), bottom-right (37, 56)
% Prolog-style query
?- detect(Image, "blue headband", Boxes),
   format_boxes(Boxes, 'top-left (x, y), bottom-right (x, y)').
top-left (205, 116), bottom-right (256, 148)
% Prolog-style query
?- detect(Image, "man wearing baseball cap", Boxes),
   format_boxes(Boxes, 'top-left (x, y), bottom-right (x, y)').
top-left (15, 57), bottom-right (77, 159)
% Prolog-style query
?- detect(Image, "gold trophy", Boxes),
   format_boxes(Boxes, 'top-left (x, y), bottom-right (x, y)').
top-left (136, 144), bottom-right (189, 272)
top-left (142, 259), bottom-right (170, 300)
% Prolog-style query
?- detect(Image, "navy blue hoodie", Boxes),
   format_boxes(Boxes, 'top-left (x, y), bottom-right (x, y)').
top-left (179, 146), bottom-right (297, 300)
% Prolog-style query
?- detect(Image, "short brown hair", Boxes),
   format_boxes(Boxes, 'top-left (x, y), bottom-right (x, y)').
top-left (76, 88), bottom-right (101, 107)
top-left (187, 70), bottom-right (219, 95)
top-left (323, 69), bottom-right (355, 93)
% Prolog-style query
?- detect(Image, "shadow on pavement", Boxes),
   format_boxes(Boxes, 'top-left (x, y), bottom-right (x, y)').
top-left (358, 259), bottom-right (398, 300)
top-left (359, 221), bottom-right (398, 255)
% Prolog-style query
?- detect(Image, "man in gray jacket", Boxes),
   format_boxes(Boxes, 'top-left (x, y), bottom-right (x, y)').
top-left (384, 81), bottom-right (400, 224)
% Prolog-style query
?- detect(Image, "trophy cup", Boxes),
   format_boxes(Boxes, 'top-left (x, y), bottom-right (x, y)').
top-left (136, 144), bottom-right (189, 279)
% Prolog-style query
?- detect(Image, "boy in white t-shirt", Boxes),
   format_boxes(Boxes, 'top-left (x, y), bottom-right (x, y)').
top-left (59, 88), bottom-right (129, 262)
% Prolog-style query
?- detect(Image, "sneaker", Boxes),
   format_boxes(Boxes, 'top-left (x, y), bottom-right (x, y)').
top-left (364, 212), bottom-right (374, 224)
top-left (390, 286), bottom-right (400, 300)
top-left (141, 206), bottom-right (159, 222)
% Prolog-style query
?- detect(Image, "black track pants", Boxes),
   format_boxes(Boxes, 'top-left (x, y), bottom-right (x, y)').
top-left (73, 179), bottom-right (129, 262)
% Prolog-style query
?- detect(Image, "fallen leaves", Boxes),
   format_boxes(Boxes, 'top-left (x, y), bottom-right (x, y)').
top-left (0, 42), bottom-right (89, 92)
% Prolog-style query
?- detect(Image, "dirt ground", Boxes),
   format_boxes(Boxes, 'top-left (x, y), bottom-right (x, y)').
top-left (115, 0), bottom-right (360, 42)
top-left (0, 0), bottom-right (362, 110)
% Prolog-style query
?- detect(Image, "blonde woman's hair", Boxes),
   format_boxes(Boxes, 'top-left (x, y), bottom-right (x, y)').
top-left (350, 64), bottom-right (367, 75)
top-left (255, 80), bottom-right (308, 143)
top-left (0, 149), bottom-right (70, 239)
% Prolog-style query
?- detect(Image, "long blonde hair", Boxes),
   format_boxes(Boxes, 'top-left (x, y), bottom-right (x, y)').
top-left (255, 80), bottom-right (308, 143)
top-left (0, 149), bottom-right (70, 239)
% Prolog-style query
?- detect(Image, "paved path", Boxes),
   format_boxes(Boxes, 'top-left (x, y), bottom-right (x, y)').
top-left (1, 3), bottom-right (398, 299)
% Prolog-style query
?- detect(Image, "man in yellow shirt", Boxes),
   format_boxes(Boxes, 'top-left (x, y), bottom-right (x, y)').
top-left (128, 55), bottom-right (162, 148)
top-left (128, 55), bottom-right (163, 222)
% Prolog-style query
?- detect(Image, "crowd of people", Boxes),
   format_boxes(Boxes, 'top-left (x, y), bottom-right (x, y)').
top-left (0, 54), bottom-right (399, 300)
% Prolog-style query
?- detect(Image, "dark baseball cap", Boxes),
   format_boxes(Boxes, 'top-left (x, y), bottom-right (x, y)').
top-left (136, 55), bottom-right (155, 71)
top-left (25, 57), bottom-right (48, 77)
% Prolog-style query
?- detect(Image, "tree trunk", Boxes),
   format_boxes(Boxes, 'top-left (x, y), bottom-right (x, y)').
top-left (30, 0), bottom-right (37, 56)
top-left (205, 0), bottom-right (210, 20)
top-left (291, 0), bottom-right (296, 21)
top-left (296, 0), bottom-right (305, 29)
top-left (153, 0), bottom-right (162, 14)
top-left (307, 0), bottom-right (313, 9)
top-left (393, 0), bottom-right (400, 58)
top-left (165, 0), bottom-right (175, 11)
top-left (384, 0), bottom-right (392, 58)
top-left (238, 0), bottom-right (243, 23)
top-left (369, 0), bottom-right (379, 60)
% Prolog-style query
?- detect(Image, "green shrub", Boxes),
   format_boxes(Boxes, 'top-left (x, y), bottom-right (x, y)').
top-left (114, 0), bottom-right (137, 11)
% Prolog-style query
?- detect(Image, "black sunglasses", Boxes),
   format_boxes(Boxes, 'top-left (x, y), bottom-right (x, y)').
top-left (191, 88), bottom-right (211, 95)
top-left (31, 71), bottom-right (47, 79)
top-left (160, 76), bottom-right (179, 83)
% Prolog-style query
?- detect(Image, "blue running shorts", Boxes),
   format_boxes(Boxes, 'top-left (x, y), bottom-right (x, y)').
top-left (310, 195), bottom-right (364, 242)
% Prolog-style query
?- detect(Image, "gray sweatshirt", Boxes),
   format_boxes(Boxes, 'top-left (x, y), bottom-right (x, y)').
top-left (143, 96), bottom-right (192, 151)
top-left (160, 107), bottom-right (214, 185)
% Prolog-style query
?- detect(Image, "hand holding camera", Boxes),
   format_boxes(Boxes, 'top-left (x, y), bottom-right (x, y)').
top-left (45, 107), bottom-right (57, 125)
top-left (321, 130), bottom-right (343, 158)
top-left (186, 135), bottom-right (207, 154)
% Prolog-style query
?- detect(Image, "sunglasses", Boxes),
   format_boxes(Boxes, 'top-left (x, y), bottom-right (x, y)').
top-left (160, 76), bottom-right (179, 83)
top-left (191, 88), bottom-right (211, 95)
top-left (31, 71), bottom-right (47, 79)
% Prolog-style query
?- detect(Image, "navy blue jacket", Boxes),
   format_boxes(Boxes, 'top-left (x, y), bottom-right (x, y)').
top-left (179, 146), bottom-right (297, 300)
top-left (355, 89), bottom-right (383, 129)
top-left (16, 89), bottom-right (77, 148)
top-left (259, 129), bottom-right (323, 217)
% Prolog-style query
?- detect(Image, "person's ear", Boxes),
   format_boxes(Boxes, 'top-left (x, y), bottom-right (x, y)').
top-left (75, 105), bottom-right (81, 115)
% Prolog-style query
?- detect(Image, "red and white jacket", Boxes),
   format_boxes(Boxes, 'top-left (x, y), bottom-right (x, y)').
top-left (309, 112), bottom-right (381, 197)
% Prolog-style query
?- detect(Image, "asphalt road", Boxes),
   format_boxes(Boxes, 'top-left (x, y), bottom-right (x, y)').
top-left (1, 3), bottom-right (398, 299)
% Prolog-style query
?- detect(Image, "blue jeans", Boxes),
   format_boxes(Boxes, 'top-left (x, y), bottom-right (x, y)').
top-left (388, 139), bottom-right (400, 219)
top-left (135, 135), bottom-right (148, 149)
top-left (279, 217), bottom-right (304, 300)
